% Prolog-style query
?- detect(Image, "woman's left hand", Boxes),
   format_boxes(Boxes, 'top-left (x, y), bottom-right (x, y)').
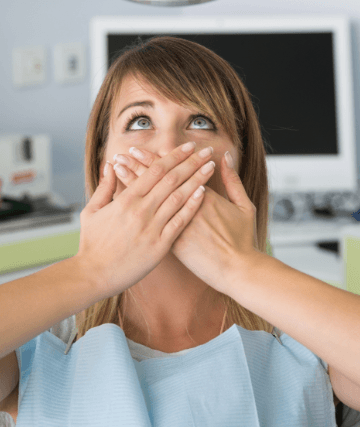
top-left (112, 147), bottom-right (260, 296)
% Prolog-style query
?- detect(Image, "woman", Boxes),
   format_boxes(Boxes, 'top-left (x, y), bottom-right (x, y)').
top-left (2, 35), bottom-right (359, 426)
top-left (76, 35), bottom-right (272, 347)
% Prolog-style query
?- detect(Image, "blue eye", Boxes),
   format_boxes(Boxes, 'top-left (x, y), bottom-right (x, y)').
top-left (125, 113), bottom-right (152, 131)
top-left (124, 110), bottom-right (217, 132)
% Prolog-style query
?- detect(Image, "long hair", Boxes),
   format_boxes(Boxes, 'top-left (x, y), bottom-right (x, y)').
top-left (76, 35), bottom-right (275, 344)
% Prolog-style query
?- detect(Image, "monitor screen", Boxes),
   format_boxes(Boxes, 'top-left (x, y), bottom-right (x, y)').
top-left (108, 32), bottom-right (338, 157)
top-left (91, 16), bottom-right (357, 193)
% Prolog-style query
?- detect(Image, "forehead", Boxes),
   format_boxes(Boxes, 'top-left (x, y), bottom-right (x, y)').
top-left (115, 74), bottom-right (161, 106)
top-left (111, 73), bottom-right (196, 127)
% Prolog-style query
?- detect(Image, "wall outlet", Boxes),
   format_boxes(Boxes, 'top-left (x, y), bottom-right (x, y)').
top-left (53, 42), bottom-right (86, 84)
top-left (13, 46), bottom-right (47, 88)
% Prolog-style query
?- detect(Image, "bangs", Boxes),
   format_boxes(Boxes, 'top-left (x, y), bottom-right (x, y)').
top-left (108, 36), bottom-right (243, 151)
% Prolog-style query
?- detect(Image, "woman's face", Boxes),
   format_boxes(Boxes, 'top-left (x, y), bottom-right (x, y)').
top-left (102, 74), bottom-right (240, 201)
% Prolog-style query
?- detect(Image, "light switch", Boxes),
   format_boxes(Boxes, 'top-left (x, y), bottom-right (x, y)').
top-left (54, 42), bottom-right (86, 84)
top-left (13, 46), bottom-right (47, 88)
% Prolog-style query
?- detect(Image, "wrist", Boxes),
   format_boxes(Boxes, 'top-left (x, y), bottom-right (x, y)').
top-left (71, 254), bottom-right (104, 296)
top-left (226, 250), bottom-right (274, 300)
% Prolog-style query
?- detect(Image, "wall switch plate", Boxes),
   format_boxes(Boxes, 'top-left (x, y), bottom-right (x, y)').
top-left (54, 42), bottom-right (86, 84)
top-left (13, 46), bottom-right (47, 88)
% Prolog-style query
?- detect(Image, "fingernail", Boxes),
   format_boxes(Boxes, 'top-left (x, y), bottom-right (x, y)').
top-left (201, 160), bottom-right (216, 175)
top-left (114, 163), bottom-right (128, 178)
top-left (129, 147), bottom-right (145, 160)
top-left (113, 154), bottom-right (129, 165)
top-left (181, 141), bottom-right (196, 152)
top-left (104, 161), bottom-right (110, 176)
top-left (225, 151), bottom-right (234, 168)
top-left (198, 146), bottom-right (213, 158)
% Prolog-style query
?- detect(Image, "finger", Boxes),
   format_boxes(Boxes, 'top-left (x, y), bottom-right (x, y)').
top-left (113, 149), bottom-right (161, 189)
top-left (113, 154), bottom-right (148, 178)
top-left (83, 161), bottom-right (117, 215)
top-left (113, 148), bottom-right (160, 178)
top-left (220, 154), bottom-right (255, 213)
top-left (127, 148), bottom-right (162, 177)
top-left (123, 141), bottom-right (198, 200)
top-left (113, 163), bottom-right (138, 187)
top-left (129, 146), bottom-right (161, 170)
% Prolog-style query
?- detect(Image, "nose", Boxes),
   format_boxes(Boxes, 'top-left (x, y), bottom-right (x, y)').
top-left (155, 134), bottom-right (195, 158)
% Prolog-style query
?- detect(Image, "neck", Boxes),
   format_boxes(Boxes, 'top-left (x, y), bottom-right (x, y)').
top-left (119, 251), bottom-right (228, 343)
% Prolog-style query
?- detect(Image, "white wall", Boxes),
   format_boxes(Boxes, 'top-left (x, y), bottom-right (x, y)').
top-left (1, 0), bottom-right (360, 207)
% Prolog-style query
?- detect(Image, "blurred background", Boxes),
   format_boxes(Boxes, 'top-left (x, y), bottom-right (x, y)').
top-left (1, 0), bottom-right (360, 298)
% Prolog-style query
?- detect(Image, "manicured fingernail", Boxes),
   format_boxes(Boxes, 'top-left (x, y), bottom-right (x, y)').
top-left (193, 185), bottom-right (205, 199)
top-left (129, 147), bottom-right (145, 160)
top-left (201, 160), bottom-right (216, 175)
top-left (225, 151), bottom-right (234, 168)
top-left (181, 141), bottom-right (196, 152)
top-left (114, 163), bottom-right (128, 177)
top-left (198, 146), bottom-right (213, 158)
top-left (114, 154), bottom-right (129, 165)
top-left (104, 161), bottom-right (110, 176)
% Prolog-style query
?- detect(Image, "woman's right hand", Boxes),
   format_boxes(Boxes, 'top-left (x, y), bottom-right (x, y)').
top-left (75, 141), bottom-right (215, 300)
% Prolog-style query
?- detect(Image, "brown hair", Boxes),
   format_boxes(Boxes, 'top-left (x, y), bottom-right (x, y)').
top-left (76, 35), bottom-right (275, 344)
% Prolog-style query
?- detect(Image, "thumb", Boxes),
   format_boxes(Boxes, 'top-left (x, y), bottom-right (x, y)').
top-left (87, 161), bottom-right (116, 213)
top-left (221, 152), bottom-right (242, 202)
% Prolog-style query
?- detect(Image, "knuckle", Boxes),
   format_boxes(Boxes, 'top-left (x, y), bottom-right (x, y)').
top-left (228, 174), bottom-right (240, 185)
top-left (141, 154), bottom-right (161, 172)
top-left (132, 203), bottom-right (146, 220)
top-left (138, 153), bottom-right (150, 165)
top-left (120, 192), bottom-right (133, 209)
top-left (169, 190), bottom-right (183, 206)
top-left (184, 199), bottom-right (197, 215)
top-left (188, 156), bottom-right (201, 169)
top-left (172, 149), bottom-right (183, 163)
top-left (149, 162), bottom-right (165, 176)
top-left (133, 161), bottom-right (143, 173)
top-left (163, 172), bottom-right (178, 186)
top-left (193, 175), bottom-right (204, 188)
top-left (172, 212), bottom-right (184, 228)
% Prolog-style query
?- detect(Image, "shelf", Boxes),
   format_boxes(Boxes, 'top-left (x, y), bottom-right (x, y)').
top-left (268, 217), bottom-right (359, 246)
top-left (0, 211), bottom-right (81, 276)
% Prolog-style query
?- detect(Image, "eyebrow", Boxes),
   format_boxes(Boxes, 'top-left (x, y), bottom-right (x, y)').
top-left (118, 100), bottom-right (154, 119)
